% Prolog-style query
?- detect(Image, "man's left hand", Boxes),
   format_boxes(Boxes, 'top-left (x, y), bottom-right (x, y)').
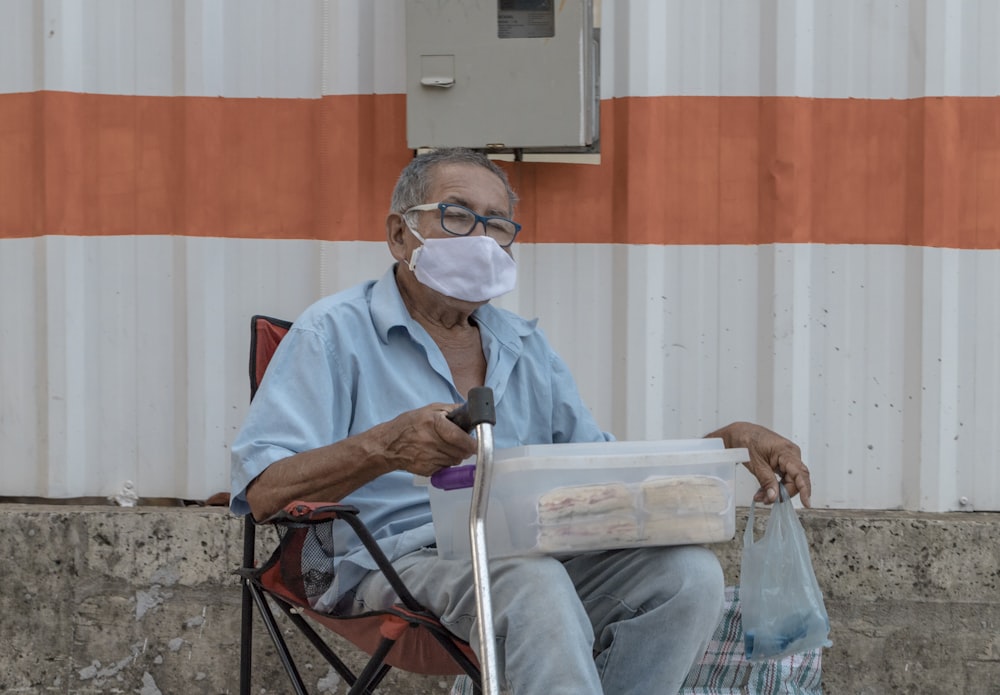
top-left (706, 421), bottom-right (812, 507)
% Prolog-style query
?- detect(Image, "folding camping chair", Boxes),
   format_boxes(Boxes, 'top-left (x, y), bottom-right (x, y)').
top-left (237, 314), bottom-right (498, 695)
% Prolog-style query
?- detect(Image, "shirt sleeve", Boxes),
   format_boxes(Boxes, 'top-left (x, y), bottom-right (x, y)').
top-left (546, 337), bottom-right (615, 445)
top-left (229, 324), bottom-right (347, 515)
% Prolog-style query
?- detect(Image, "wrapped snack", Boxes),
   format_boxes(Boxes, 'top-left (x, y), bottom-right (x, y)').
top-left (537, 518), bottom-right (641, 552)
top-left (640, 475), bottom-right (731, 515)
top-left (641, 513), bottom-right (727, 545)
top-left (536, 482), bottom-right (634, 524)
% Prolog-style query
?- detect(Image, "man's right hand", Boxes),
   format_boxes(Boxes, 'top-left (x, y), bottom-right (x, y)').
top-left (247, 401), bottom-right (477, 521)
top-left (378, 403), bottom-right (479, 477)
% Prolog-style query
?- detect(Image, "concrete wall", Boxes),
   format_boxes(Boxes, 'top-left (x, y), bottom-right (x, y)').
top-left (0, 503), bottom-right (997, 694)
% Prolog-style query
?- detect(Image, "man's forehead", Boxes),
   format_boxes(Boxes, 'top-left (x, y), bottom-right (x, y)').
top-left (428, 163), bottom-right (507, 204)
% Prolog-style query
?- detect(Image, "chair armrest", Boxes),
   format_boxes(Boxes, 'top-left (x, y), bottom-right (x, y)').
top-left (250, 499), bottom-right (425, 613)
top-left (265, 500), bottom-right (361, 525)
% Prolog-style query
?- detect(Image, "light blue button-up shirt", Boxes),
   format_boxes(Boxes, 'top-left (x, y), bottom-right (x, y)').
top-left (231, 265), bottom-right (611, 609)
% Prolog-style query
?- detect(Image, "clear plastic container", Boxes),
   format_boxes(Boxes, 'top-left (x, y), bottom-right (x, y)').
top-left (420, 438), bottom-right (748, 560)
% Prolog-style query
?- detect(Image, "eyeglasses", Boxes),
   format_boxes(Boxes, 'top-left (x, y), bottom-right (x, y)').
top-left (404, 202), bottom-right (522, 248)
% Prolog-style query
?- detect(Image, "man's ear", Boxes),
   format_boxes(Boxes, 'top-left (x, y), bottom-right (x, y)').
top-left (386, 212), bottom-right (409, 262)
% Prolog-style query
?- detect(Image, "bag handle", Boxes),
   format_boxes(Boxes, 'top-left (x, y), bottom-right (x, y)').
top-left (744, 478), bottom-right (791, 547)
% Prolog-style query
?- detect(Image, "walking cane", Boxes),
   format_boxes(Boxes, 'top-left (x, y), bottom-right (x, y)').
top-left (447, 387), bottom-right (500, 695)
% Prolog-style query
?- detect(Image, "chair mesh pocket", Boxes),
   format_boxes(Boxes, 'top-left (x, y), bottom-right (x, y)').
top-left (266, 521), bottom-right (338, 606)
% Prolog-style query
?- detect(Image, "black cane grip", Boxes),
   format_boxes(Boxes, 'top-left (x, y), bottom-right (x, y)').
top-left (446, 387), bottom-right (497, 432)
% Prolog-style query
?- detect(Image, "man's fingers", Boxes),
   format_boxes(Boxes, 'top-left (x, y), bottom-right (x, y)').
top-left (750, 458), bottom-right (813, 508)
top-left (754, 476), bottom-right (779, 503)
top-left (433, 410), bottom-right (477, 452)
top-left (731, 423), bottom-right (812, 507)
top-left (788, 469), bottom-right (812, 508)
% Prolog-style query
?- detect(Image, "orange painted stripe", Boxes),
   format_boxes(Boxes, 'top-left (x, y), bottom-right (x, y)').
top-left (1, 91), bottom-right (998, 248)
top-left (0, 91), bottom-right (411, 241)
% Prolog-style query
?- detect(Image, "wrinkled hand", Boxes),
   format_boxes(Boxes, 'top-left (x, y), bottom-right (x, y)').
top-left (380, 403), bottom-right (478, 477)
top-left (707, 422), bottom-right (812, 507)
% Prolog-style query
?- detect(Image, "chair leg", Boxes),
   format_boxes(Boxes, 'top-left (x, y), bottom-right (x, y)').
top-left (239, 577), bottom-right (255, 695)
top-left (249, 581), bottom-right (311, 695)
top-left (426, 626), bottom-right (482, 683)
top-left (240, 518), bottom-right (257, 695)
top-left (367, 664), bottom-right (393, 693)
top-left (346, 637), bottom-right (396, 695)
top-left (282, 604), bottom-right (360, 684)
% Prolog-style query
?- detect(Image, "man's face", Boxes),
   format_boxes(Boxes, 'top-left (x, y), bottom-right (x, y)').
top-left (406, 162), bottom-right (514, 253)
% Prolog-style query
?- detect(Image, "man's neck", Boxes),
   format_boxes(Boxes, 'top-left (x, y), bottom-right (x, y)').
top-left (395, 268), bottom-right (481, 335)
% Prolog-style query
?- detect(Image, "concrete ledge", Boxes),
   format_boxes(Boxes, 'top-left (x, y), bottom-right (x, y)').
top-left (0, 504), bottom-right (997, 694)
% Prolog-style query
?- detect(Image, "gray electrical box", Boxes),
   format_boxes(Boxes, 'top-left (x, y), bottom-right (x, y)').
top-left (405, 0), bottom-right (599, 154)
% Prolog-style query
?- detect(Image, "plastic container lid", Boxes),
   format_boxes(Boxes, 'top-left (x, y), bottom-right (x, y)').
top-left (429, 438), bottom-right (731, 491)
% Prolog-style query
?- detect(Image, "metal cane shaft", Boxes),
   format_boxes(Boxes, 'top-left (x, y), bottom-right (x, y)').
top-left (470, 422), bottom-right (500, 695)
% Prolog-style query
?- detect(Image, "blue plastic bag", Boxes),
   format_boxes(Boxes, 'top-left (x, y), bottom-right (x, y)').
top-left (740, 485), bottom-right (832, 661)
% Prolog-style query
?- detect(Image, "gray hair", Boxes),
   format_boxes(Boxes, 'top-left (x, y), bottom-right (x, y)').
top-left (390, 148), bottom-right (519, 215)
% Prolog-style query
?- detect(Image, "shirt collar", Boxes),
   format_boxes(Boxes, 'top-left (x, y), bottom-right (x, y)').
top-left (371, 265), bottom-right (416, 344)
top-left (370, 264), bottom-right (537, 349)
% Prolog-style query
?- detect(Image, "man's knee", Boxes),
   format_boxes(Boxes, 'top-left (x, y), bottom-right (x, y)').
top-left (643, 545), bottom-right (725, 613)
top-left (491, 556), bottom-right (589, 614)
top-left (685, 545), bottom-right (725, 589)
top-left (668, 546), bottom-right (725, 629)
top-left (680, 545), bottom-right (724, 593)
top-left (491, 554), bottom-right (575, 587)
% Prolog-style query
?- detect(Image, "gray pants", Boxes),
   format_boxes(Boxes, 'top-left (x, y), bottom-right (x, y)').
top-left (351, 545), bottom-right (724, 694)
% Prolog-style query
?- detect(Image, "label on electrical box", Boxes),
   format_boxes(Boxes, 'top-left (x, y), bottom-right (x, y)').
top-left (498, 0), bottom-right (555, 39)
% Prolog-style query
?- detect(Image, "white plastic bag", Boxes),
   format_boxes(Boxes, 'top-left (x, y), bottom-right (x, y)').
top-left (740, 485), bottom-right (832, 661)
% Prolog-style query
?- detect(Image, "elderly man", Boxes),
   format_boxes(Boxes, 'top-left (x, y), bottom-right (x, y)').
top-left (231, 147), bottom-right (812, 694)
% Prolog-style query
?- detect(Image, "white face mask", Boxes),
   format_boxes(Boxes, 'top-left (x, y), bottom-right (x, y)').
top-left (406, 225), bottom-right (518, 302)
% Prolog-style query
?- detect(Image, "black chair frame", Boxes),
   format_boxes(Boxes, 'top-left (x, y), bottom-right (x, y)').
top-left (236, 315), bottom-right (482, 695)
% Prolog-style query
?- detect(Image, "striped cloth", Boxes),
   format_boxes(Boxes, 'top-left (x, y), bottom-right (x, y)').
top-left (450, 585), bottom-right (823, 695)
top-left (682, 586), bottom-right (823, 694)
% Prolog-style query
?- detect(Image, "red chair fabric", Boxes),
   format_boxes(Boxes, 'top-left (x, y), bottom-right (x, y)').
top-left (239, 315), bottom-right (481, 694)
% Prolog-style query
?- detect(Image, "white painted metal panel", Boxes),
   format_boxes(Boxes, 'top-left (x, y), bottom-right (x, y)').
top-left (1, 0), bottom-right (998, 512)
top-left (323, 0), bottom-right (407, 95)
top-left (2, 238), bottom-right (998, 510)
top-left (5, 1), bottom-right (999, 99)
top-left (494, 244), bottom-right (1000, 512)
top-left (0, 0), bottom-right (398, 97)
top-left (0, 0), bottom-right (38, 94)
top-left (601, 0), bottom-right (1000, 98)
top-left (0, 236), bottom-right (328, 500)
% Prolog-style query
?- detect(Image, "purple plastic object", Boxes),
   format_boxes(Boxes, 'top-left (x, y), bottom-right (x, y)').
top-left (430, 465), bottom-right (476, 490)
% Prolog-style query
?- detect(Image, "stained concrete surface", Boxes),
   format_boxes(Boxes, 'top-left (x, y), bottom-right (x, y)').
top-left (0, 504), bottom-right (997, 694)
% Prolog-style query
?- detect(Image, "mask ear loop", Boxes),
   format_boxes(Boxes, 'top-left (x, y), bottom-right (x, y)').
top-left (408, 245), bottom-right (423, 272)
top-left (403, 213), bottom-right (426, 271)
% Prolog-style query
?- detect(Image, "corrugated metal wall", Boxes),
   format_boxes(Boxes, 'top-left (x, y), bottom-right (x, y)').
top-left (1, 0), bottom-right (997, 511)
